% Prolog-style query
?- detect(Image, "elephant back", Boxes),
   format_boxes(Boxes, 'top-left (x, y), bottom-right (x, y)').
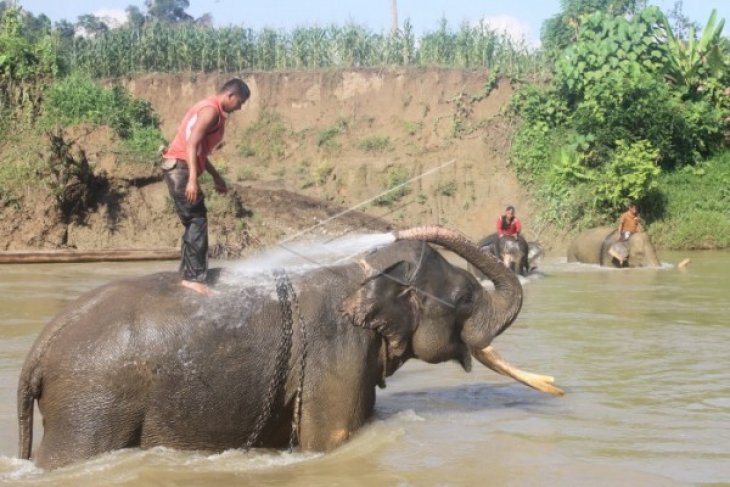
top-left (567, 227), bottom-right (616, 265)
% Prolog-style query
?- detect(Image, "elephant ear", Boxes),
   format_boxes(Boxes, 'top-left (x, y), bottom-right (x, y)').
top-left (341, 260), bottom-right (421, 362)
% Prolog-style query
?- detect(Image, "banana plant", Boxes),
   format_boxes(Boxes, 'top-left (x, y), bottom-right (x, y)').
top-left (660, 8), bottom-right (726, 95)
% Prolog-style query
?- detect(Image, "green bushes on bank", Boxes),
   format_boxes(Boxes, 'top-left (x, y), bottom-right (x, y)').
top-left (509, 5), bottom-right (729, 247)
top-left (648, 153), bottom-right (730, 249)
top-left (42, 73), bottom-right (165, 159)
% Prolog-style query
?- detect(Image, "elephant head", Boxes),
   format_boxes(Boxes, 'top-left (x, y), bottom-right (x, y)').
top-left (471, 233), bottom-right (540, 277)
top-left (625, 232), bottom-right (661, 267)
top-left (342, 226), bottom-right (562, 396)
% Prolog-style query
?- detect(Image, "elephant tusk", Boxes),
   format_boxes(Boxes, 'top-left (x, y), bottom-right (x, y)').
top-left (474, 345), bottom-right (565, 397)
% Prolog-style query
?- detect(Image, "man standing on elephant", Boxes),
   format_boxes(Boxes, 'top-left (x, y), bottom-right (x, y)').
top-left (496, 205), bottom-right (522, 238)
top-left (162, 78), bottom-right (250, 296)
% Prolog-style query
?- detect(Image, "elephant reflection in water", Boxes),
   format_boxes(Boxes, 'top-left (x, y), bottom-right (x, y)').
top-left (18, 226), bottom-right (562, 470)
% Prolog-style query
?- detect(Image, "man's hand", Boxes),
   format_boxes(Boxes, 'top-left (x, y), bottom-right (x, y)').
top-left (185, 179), bottom-right (199, 202)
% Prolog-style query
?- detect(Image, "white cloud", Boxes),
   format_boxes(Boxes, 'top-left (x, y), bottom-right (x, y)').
top-left (93, 8), bottom-right (128, 28)
top-left (480, 15), bottom-right (539, 48)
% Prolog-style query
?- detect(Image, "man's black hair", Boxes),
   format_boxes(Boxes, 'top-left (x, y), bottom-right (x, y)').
top-left (220, 78), bottom-right (250, 100)
top-left (506, 205), bottom-right (515, 212)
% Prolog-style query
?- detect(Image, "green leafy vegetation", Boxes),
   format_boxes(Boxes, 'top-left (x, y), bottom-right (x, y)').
top-left (647, 152), bottom-right (730, 249)
top-left (0, 5), bottom-right (57, 119)
top-left (317, 119), bottom-right (348, 153)
top-left (42, 73), bottom-right (165, 161)
top-left (437, 180), bottom-right (458, 197)
top-left (1, 1), bottom-right (729, 250)
top-left (510, 4), bottom-right (729, 244)
top-left (358, 135), bottom-right (392, 153)
top-left (311, 159), bottom-right (334, 185)
top-left (237, 110), bottom-right (288, 164)
top-left (59, 19), bottom-right (546, 77)
top-left (374, 165), bottom-right (410, 206)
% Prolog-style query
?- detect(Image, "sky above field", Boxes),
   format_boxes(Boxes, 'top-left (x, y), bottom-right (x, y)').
top-left (17, 0), bottom-right (730, 47)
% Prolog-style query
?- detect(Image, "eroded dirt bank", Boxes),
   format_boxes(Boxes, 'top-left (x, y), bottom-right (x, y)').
top-left (1, 69), bottom-right (558, 255)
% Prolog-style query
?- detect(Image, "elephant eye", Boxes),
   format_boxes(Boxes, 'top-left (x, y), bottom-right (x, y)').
top-left (456, 292), bottom-right (474, 308)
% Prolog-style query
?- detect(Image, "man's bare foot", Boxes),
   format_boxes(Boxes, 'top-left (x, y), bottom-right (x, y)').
top-left (181, 280), bottom-right (219, 297)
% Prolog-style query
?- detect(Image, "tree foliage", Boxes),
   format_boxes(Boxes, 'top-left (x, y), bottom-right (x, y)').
top-left (660, 8), bottom-right (726, 97)
top-left (513, 5), bottom-right (729, 226)
top-left (0, 6), bottom-right (57, 115)
top-left (541, 0), bottom-right (646, 53)
top-left (144, 0), bottom-right (193, 24)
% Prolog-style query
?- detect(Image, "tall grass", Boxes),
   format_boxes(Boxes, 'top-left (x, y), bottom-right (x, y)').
top-left (647, 152), bottom-right (730, 249)
top-left (60, 21), bottom-right (548, 78)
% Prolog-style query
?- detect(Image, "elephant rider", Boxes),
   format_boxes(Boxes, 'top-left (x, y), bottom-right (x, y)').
top-left (609, 203), bottom-right (641, 262)
top-left (618, 203), bottom-right (641, 241)
top-left (162, 78), bottom-right (250, 297)
top-left (497, 205), bottom-right (522, 238)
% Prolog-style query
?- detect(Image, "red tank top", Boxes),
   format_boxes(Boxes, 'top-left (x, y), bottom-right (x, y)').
top-left (163, 96), bottom-right (226, 173)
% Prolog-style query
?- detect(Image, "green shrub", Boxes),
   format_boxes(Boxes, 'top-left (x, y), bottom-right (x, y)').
top-left (238, 110), bottom-right (287, 163)
top-left (312, 159), bottom-right (334, 185)
top-left (374, 165), bottom-right (410, 206)
top-left (317, 119), bottom-right (348, 147)
top-left (358, 135), bottom-right (392, 153)
top-left (402, 120), bottom-right (422, 136)
top-left (43, 74), bottom-right (161, 140)
top-left (236, 166), bottom-right (257, 181)
top-left (650, 210), bottom-right (730, 249)
top-left (118, 126), bottom-right (167, 161)
top-left (437, 180), bottom-right (458, 197)
top-left (239, 144), bottom-right (256, 157)
top-left (645, 152), bottom-right (730, 249)
top-left (594, 139), bottom-right (661, 209)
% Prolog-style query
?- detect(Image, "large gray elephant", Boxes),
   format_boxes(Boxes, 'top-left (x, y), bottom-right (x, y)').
top-left (17, 226), bottom-right (562, 470)
top-left (469, 233), bottom-right (544, 278)
top-left (567, 227), bottom-right (661, 267)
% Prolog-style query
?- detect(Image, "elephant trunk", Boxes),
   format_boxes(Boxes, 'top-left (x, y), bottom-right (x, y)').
top-left (395, 226), bottom-right (522, 337)
top-left (396, 226), bottom-right (563, 397)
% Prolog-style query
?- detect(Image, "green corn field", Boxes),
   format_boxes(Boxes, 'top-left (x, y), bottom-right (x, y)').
top-left (61, 20), bottom-right (549, 77)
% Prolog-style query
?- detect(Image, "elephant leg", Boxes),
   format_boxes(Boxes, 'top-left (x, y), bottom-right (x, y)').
top-left (297, 382), bottom-right (376, 452)
top-left (36, 391), bottom-right (143, 469)
top-left (297, 410), bottom-right (364, 451)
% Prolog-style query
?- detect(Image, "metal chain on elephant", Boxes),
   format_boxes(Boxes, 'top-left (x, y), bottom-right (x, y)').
top-left (286, 277), bottom-right (307, 452)
top-left (242, 269), bottom-right (307, 452)
top-left (243, 269), bottom-right (295, 450)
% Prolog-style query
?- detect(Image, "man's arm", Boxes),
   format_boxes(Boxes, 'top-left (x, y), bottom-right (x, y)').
top-left (205, 159), bottom-right (227, 194)
top-left (184, 106), bottom-right (219, 203)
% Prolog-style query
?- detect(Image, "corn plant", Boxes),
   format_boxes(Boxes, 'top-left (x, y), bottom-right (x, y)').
top-left (60, 20), bottom-right (547, 77)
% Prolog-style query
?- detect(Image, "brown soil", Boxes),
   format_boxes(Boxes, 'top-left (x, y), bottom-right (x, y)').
top-left (0, 68), bottom-right (565, 257)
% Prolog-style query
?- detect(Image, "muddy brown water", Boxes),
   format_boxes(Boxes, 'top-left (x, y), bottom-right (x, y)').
top-left (0, 251), bottom-right (729, 486)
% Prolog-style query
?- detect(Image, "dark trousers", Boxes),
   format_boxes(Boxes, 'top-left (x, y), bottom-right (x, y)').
top-left (164, 161), bottom-right (208, 283)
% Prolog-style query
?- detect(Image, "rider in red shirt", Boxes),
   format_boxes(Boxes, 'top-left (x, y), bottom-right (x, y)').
top-left (496, 206), bottom-right (522, 237)
top-left (162, 78), bottom-right (250, 297)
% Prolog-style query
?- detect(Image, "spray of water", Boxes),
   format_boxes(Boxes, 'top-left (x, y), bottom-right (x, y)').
top-left (219, 158), bottom-right (456, 285)
top-left (222, 233), bottom-right (395, 282)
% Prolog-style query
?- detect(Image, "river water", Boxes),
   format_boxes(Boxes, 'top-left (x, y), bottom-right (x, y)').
top-left (0, 249), bottom-right (728, 486)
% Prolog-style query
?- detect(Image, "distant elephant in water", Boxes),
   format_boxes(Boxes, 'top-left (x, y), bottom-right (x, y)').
top-left (18, 226), bottom-right (562, 470)
top-left (567, 227), bottom-right (661, 267)
top-left (469, 233), bottom-right (543, 278)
